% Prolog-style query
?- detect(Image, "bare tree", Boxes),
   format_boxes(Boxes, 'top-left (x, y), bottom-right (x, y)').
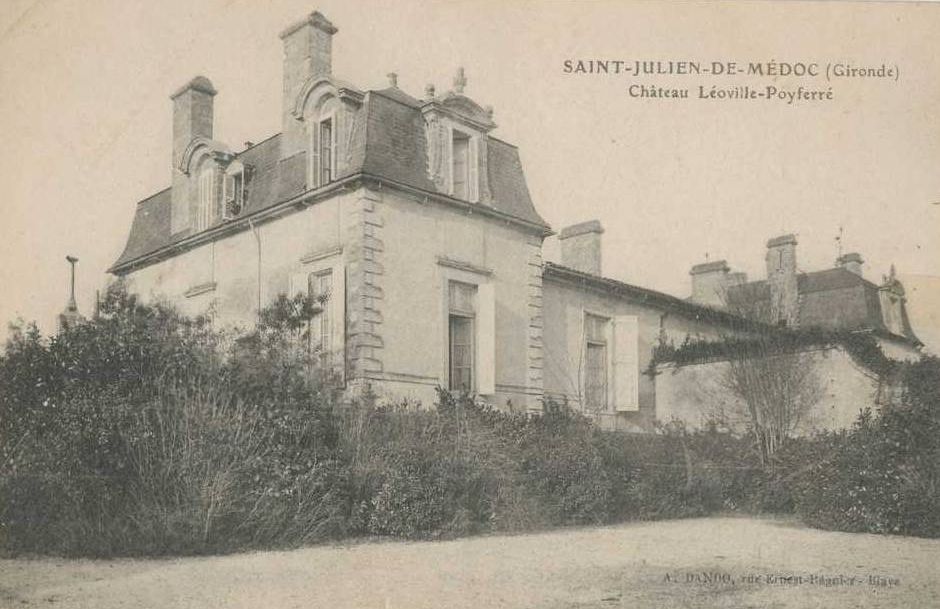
top-left (722, 338), bottom-right (824, 469)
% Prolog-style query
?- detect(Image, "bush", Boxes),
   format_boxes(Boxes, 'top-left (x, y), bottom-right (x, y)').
top-left (0, 284), bottom-right (346, 556)
top-left (4, 285), bottom-right (935, 557)
top-left (794, 357), bottom-right (940, 538)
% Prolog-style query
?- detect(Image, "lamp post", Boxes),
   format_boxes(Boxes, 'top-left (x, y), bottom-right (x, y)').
top-left (58, 255), bottom-right (83, 331)
top-left (65, 255), bottom-right (78, 312)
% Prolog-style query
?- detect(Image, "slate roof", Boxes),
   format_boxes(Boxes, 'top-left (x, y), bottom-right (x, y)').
top-left (111, 86), bottom-right (548, 272)
top-left (726, 267), bottom-right (921, 345)
top-left (544, 262), bottom-right (766, 331)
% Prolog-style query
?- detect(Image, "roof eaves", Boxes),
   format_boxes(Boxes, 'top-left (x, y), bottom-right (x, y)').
top-left (544, 262), bottom-right (763, 329)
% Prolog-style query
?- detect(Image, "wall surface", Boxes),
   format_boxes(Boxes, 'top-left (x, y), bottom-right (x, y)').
top-left (369, 187), bottom-right (544, 410)
top-left (655, 346), bottom-right (888, 433)
top-left (124, 192), bottom-right (350, 329)
top-left (541, 277), bottom-right (742, 431)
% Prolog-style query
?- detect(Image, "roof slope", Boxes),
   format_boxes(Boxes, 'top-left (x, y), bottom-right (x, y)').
top-left (544, 262), bottom-right (764, 330)
top-left (112, 86), bottom-right (548, 272)
top-left (726, 267), bottom-right (921, 345)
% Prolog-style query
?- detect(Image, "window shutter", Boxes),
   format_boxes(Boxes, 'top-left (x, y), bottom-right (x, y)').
top-left (331, 265), bottom-right (346, 382)
top-left (468, 136), bottom-right (480, 202)
top-left (223, 174), bottom-right (235, 204)
top-left (289, 272), bottom-right (308, 299)
top-left (476, 282), bottom-right (496, 395)
top-left (310, 123), bottom-right (320, 188)
top-left (612, 315), bottom-right (639, 411)
top-left (445, 124), bottom-right (454, 195)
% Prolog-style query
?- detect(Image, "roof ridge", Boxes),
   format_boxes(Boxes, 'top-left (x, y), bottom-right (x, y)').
top-left (134, 186), bottom-right (171, 206)
top-left (234, 132), bottom-right (281, 158)
top-left (369, 87), bottom-right (422, 109)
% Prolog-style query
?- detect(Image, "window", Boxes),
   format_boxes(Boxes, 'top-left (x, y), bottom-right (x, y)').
top-left (448, 281), bottom-right (476, 391)
top-left (584, 314), bottom-right (609, 411)
top-left (452, 130), bottom-right (470, 199)
top-left (309, 269), bottom-right (333, 367)
top-left (196, 166), bottom-right (215, 231)
top-left (310, 116), bottom-right (334, 188)
top-left (222, 168), bottom-right (244, 219)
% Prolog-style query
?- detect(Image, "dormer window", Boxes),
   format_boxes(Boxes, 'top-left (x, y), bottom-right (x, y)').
top-left (310, 115), bottom-right (335, 188)
top-left (223, 162), bottom-right (246, 219)
top-left (195, 165), bottom-right (215, 231)
top-left (449, 128), bottom-right (479, 202)
top-left (452, 130), bottom-right (470, 199)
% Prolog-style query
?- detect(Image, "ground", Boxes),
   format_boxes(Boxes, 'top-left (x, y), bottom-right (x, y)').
top-left (1, 516), bottom-right (938, 608)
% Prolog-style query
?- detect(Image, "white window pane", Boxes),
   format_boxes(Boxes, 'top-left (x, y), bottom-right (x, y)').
top-left (452, 132), bottom-right (469, 199)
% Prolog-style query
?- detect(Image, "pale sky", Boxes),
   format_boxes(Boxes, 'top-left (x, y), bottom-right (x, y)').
top-left (1, 0), bottom-right (939, 351)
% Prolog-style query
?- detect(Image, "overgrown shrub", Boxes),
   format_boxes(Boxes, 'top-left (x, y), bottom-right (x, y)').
top-left (3, 286), bottom-right (935, 557)
top-left (794, 357), bottom-right (940, 537)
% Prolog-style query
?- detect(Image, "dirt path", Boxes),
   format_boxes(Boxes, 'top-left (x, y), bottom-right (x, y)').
top-left (2, 516), bottom-right (938, 608)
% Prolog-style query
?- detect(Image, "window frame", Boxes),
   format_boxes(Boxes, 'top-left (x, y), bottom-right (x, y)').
top-left (309, 111), bottom-right (337, 189)
top-left (447, 280), bottom-right (477, 392)
top-left (308, 268), bottom-right (334, 368)
top-left (583, 312), bottom-right (610, 411)
top-left (222, 166), bottom-right (244, 220)
top-left (451, 129), bottom-right (471, 200)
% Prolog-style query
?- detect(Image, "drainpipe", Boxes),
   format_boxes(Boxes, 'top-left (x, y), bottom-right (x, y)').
top-left (248, 217), bottom-right (262, 322)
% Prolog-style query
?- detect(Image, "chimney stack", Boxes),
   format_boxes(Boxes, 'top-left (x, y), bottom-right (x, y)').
top-left (689, 260), bottom-right (730, 307)
top-left (171, 76), bottom-right (217, 172)
top-left (558, 220), bottom-right (603, 276)
top-left (837, 252), bottom-right (864, 276)
top-left (170, 76), bottom-right (216, 234)
top-left (280, 11), bottom-right (337, 155)
top-left (765, 234), bottom-right (799, 327)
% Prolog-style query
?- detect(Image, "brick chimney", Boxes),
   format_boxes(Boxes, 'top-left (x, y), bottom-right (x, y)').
top-left (558, 220), bottom-right (603, 276)
top-left (280, 11), bottom-right (337, 156)
top-left (766, 234), bottom-right (799, 327)
top-left (689, 260), bottom-right (730, 307)
top-left (170, 76), bottom-right (216, 234)
top-left (837, 252), bottom-right (864, 276)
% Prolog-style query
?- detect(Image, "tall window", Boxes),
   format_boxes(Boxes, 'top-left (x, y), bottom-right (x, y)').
top-left (196, 166), bottom-right (214, 231)
top-left (452, 130), bottom-right (470, 199)
top-left (448, 281), bottom-right (476, 391)
top-left (311, 117), bottom-right (334, 188)
top-left (309, 269), bottom-right (333, 367)
top-left (584, 314), bottom-right (609, 411)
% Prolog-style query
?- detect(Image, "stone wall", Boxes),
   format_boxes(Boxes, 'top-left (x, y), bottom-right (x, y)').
top-left (654, 346), bottom-right (892, 433)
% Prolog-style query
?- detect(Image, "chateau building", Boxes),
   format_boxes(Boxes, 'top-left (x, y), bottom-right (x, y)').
top-left (111, 10), bottom-right (920, 431)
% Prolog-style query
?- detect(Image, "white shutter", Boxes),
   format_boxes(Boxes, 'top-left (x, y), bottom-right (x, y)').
top-left (223, 173), bottom-right (235, 203)
top-left (468, 136), bottom-right (480, 202)
top-left (476, 282), bottom-right (496, 395)
top-left (289, 272), bottom-right (308, 299)
top-left (331, 265), bottom-right (346, 382)
top-left (445, 124), bottom-right (454, 195)
top-left (613, 315), bottom-right (639, 411)
top-left (222, 173), bottom-right (235, 219)
top-left (310, 123), bottom-right (320, 188)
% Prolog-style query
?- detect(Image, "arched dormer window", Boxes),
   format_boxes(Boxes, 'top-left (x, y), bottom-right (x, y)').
top-left (195, 163), bottom-right (216, 231)
top-left (310, 113), bottom-right (335, 188)
top-left (307, 95), bottom-right (340, 189)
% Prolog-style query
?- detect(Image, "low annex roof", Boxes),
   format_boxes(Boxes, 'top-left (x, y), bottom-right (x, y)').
top-left (544, 262), bottom-right (766, 331)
